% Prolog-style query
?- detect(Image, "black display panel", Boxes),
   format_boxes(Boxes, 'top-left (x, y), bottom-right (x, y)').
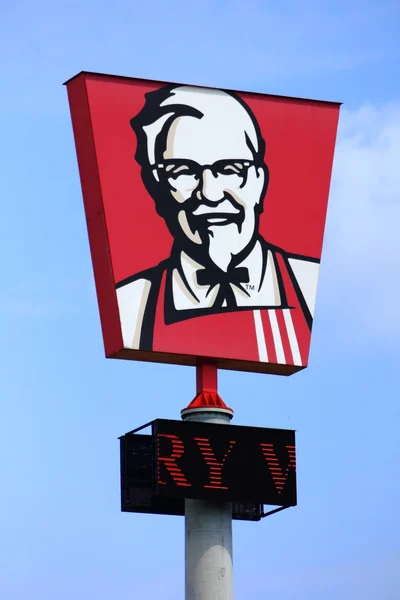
top-left (120, 432), bottom-right (264, 520)
top-left (153, 419), bottom-right (296, 506)
top-left (120, 419), bottom-right (296, 514)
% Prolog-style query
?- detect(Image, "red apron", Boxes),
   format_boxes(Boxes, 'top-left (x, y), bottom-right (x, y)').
top-left (152, 253), bottom-right (311, 367)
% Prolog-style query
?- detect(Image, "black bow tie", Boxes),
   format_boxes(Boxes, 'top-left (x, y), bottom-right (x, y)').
top-left (196, 266), bottom-right (250, 309)
top-left (196, 266), bottom-right (250, 288)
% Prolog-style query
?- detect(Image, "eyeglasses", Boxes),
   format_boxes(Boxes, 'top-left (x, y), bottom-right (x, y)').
top-left (153, 159), bottom-right (257, 180)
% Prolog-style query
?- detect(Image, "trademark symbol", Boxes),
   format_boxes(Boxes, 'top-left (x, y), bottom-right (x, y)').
top-left (245, 284), bottom-right (255, 291)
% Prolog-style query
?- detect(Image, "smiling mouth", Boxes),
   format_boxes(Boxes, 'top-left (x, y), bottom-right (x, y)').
top-left (195, 212), bottom-right (241, 226)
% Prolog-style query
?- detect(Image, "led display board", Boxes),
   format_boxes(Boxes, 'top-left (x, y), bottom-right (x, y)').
top-left (120, 419), bottom-right (296, 513)
top-left (66, 72), bottom-right (340, 376)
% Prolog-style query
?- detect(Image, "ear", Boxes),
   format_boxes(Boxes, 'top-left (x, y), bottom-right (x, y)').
top-left (255, 164), bottom-right (269, 213)
top-left (256, 166), bottom-right (264, 182)
top-left (257, 163), bottom-right (269, 183)
top-left (141, 167), bottom-right (167, 219)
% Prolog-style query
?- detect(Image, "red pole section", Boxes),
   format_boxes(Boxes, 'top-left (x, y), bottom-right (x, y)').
top-left (196, 362), bottom-right (218, 394)
top-left (181, 361), bottom-right (232, 417)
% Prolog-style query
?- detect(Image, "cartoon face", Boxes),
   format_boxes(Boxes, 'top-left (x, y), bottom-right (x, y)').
top-left (133, 86), bottom-right (268, 271)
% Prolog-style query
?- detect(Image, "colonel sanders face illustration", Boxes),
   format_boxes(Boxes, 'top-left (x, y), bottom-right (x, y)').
top-left (131, 86), bottom-right (269, 272)
top-left (115, 83), bottom-right (320, 360)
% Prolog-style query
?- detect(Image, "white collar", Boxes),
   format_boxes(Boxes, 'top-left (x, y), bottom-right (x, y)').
top-left (171, 240), bottom-right (282, 310)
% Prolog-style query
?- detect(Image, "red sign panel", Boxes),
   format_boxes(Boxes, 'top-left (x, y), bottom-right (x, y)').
top-left (66, 72), bottom-right (340, 375)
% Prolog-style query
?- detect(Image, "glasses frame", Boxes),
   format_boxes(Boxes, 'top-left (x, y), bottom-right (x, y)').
top-left (153, 158), bottom-right (258, 181)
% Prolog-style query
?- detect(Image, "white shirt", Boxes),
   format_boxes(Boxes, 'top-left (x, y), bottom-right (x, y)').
top-left (172, 241), bottom-right (282, 310)
top-left (116, 241), bottom-right (319, 350)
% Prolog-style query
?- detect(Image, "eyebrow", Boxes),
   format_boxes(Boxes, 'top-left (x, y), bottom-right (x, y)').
top-left (166, 164), bottom-right (188, 173)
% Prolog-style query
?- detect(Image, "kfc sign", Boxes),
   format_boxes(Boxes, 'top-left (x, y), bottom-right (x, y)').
top-left (66, 72), bottom-right (340, 375)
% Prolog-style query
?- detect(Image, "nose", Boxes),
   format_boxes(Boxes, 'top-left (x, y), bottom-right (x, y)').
top-left (200, 168), bottom-right (225, 203)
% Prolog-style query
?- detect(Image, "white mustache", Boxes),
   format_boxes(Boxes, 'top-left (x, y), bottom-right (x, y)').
top-left (192, 200), bottom-right (240, 216)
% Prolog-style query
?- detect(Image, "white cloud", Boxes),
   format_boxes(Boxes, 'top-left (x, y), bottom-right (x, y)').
top-left (319, 102), bottom-right (400, 345)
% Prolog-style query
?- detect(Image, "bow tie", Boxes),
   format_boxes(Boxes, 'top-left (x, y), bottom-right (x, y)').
top-left (196, 266), bottom-right (250, 288)
top-left (196, 266), bottom-right (250, 309)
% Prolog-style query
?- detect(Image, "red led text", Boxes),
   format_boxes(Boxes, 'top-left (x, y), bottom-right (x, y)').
top-left (157, 433), bottom-right (191, 487)
top-left (260, 443), bottom-right (296, 494)
top-left (194, 437), bottom-right (236, 490)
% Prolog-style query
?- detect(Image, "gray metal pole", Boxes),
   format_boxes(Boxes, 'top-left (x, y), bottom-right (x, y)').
top-left (182, 407), bottom-right (233, 600)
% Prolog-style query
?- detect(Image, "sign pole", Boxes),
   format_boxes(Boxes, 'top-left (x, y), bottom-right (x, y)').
top-left (181, 362), bottom-right (234, 600)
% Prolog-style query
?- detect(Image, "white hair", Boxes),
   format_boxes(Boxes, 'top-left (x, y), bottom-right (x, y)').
top-left (138, 85), bottom-right (262, 166)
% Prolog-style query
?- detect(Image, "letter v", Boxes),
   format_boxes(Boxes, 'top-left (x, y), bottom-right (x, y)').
top-left (260, 443), bottom-right (296, 494)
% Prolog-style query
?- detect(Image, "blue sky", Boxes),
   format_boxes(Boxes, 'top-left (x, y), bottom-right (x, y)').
top-left (1, 1), bottom-right (399, 598)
